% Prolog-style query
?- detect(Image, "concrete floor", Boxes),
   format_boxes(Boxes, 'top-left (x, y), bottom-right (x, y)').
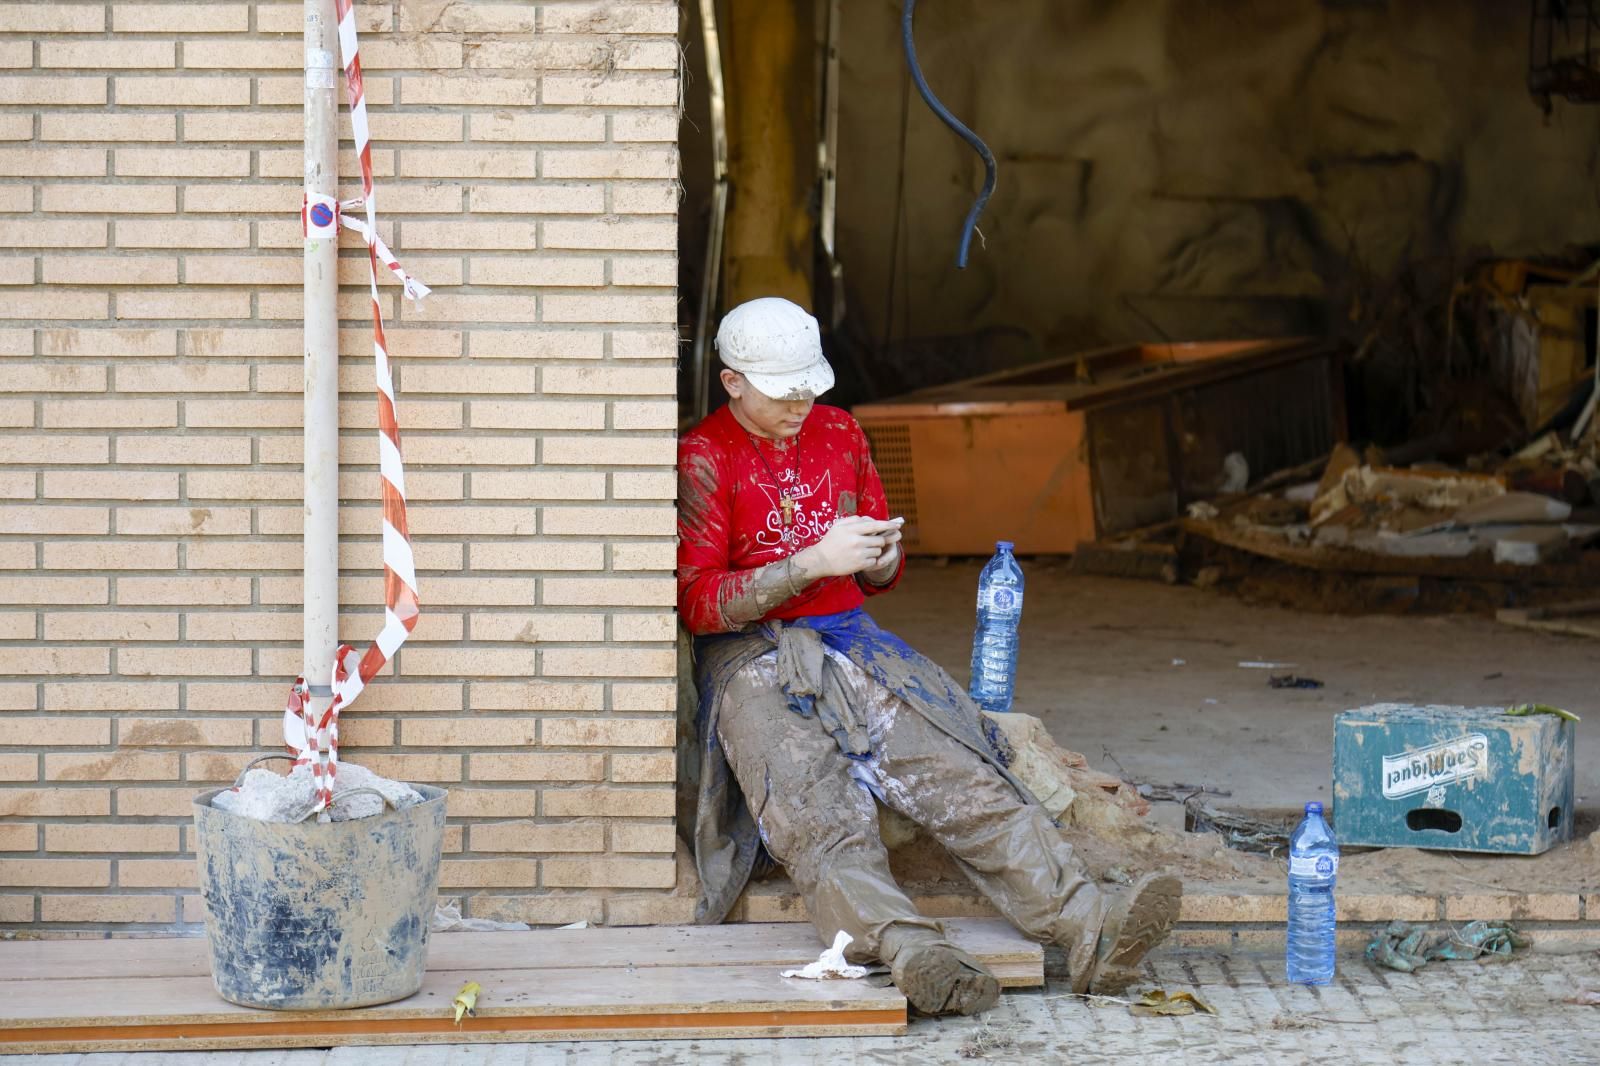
top-left (870, 561), bottom-right (1597, 816)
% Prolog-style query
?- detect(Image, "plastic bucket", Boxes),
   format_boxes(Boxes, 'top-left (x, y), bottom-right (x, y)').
top-left (191, 771), bottom-right (447, 1011)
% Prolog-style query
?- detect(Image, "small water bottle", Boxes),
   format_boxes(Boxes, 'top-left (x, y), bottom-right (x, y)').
top-left (970, 541), bottom-right (1024, 712)
top-left (1286, 801), bottom-right (1339, 985)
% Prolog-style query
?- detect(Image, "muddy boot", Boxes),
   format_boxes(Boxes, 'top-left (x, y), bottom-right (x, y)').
top-left (1082, 872), bottom-right (1183, 995)
top-left (889, 940), bottom-right (1001, 1017)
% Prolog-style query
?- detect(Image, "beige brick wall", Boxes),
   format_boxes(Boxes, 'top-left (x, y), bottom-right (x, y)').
top-left (0, 0), bottom-right (682, 931)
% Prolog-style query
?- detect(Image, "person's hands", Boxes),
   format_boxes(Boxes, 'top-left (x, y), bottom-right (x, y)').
top-left (863, 520), bottom-right (904, 584)
top-left (796, 516), bottom-right (895, 578)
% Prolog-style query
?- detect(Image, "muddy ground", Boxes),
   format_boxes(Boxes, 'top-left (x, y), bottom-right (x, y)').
top-left (865, 560), bottom-right (1598, 893)
top-left (872, 560), bottom-right (1597, 813)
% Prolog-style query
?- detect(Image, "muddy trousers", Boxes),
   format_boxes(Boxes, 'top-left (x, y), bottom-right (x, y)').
top-left (716, 660), bottom-right (1109, 977)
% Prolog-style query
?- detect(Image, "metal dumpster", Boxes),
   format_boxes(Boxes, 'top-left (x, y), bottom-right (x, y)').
top-left (853, 338), bottom-right (1347, 556)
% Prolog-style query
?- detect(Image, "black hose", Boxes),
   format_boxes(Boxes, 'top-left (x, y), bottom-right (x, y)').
top-left (901, 0), bottom-right (997, 269)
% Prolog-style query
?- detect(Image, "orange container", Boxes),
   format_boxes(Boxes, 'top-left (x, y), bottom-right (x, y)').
top-left (853, 338), bottom-right (1346, 556)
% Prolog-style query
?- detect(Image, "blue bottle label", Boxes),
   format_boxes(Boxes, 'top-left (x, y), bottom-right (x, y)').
top-left (1290, 855), bottom-right (1337, 879)
top-left (981, 587), bottom-right (1021, 612)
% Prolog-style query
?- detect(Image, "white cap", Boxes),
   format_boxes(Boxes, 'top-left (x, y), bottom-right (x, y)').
top-left (715, 297), bottom-right (835, 401)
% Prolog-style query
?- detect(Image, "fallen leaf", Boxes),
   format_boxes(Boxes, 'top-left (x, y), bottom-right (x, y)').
top-left (453, 980), bottom-right (481, 1026)
top-left (1506, 703), bottom-right (1581, 723)
top-left (1128, 988), bottom-right (1217, 1018)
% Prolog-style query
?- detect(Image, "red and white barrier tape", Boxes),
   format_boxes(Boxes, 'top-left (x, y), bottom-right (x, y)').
top-left (303, 193), bottom-right (431, 305)
top-left (282, 0), bottom-right (424, 813)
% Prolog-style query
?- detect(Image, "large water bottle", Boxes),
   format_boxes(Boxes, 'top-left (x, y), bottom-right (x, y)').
top-left (1286, 801), bottom-right (1339, 985)
top-left (969, 541), bottom-right (1024, 711)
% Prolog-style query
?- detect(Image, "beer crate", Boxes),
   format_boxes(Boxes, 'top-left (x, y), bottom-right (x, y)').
top-left (1332, 703), bottom-right (1575, 855)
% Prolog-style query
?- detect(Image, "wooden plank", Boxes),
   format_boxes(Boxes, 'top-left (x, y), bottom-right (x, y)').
top-left (1185, 516), bottom-right (1600, 586)
top-left (1498, 598), bottom-right (1600, 622)
top-left (1066, 340), bottom-right (1340, 413)
top-left (987, 961), bottom-right (1043, 989)
top-left (0, 966), bottom-right (904, 1024)
top-left (0, 965), bottom-right (906, 1053)
top-left (425, 917), bottom-right (1042, 976)
top-left (0, 936), bottom-right (200, 981)
top-left (1, 1022), bottom-right (904, 1056)
top-left (0, 918), bottom-right (1043, 988)
top-left (1496, 613), bottom-right (1600, 640)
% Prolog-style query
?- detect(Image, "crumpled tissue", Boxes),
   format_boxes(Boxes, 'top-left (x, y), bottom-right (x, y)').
top-left (781, 930), bottom-right (870, 980)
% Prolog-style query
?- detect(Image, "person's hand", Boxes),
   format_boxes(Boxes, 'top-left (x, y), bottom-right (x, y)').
top-left (796, 516), bottom-right (893, 578)
top-left (864, 520), bottom-right (904, 583)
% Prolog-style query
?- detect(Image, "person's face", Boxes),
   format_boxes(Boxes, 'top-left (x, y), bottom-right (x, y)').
top-left (721, 369), bottom-right (814, 440)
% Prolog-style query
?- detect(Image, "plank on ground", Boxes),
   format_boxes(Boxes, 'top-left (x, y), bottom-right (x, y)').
top-left (0, 918), bottom-right (1042, 987)
top-left (2, 1024), bottom-right (900, 1056)
top-left (1496, 606), bottom-right (1600, 639)
top-left (423, 917), bottom-right (1042, 982)
top-left (0, 964), bottom-right (907, 1053)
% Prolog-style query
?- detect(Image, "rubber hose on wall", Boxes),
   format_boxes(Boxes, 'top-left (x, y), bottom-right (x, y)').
top-left (901, 0), bottom-right (998, 269)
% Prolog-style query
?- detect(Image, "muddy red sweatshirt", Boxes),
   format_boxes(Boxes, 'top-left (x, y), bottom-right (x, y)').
top-left (678, 404), bottom-right (905, 636)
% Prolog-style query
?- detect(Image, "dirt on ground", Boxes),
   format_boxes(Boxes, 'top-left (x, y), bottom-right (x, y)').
top-left (864, 561), bottom-right (1598, 894)
top-left (1338, 827), bottom-right (1600, 895)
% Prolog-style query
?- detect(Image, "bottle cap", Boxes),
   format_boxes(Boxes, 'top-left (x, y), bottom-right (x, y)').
top-left (1305, 801), bottom-right (1323, 814)
top-left (997, 540), bottom-right (1014, 551)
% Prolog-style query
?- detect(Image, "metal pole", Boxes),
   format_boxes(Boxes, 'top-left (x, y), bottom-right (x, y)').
top-left (303, 0), bottom-right (340, 706)
top-left (818, 0), bottom-right (843, 328)
top-left (690, 0), bottom-right (729, 424)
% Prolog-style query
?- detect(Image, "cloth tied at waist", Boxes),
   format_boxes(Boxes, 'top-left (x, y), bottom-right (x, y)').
top-left (773, 621), bottom-right (871, 758)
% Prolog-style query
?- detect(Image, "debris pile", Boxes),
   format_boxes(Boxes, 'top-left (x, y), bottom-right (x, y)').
top-left (985, 711), bottom-right (1150, 824)
top-left (1186, 434), bottom-right (1600, 571)
top-left (1079, 257), bottom-right (1600, 605)
top-left (212, 760), bottom-right (424, 824)
top-left (1183, 799), bottom-right (1293, 857)
top-left (431, 901), bottom-right (531, 933)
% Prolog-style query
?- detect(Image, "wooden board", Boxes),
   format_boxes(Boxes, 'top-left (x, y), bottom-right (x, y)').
top-left (0, 965), bottom-right (905, 1053)
top-left (1497, 600), bottom-right (1600, 639)
top-left (1185, 516), bottom-right (1600, 586)
top-left (0, 918), bottom-right (1041, 988)
top-left (1496, 615), bottom-right (1600, 639)
top-left (0, 919), bottom-right (1043, 1053)
top-left (1508, 597), bottom-right (1600, 618)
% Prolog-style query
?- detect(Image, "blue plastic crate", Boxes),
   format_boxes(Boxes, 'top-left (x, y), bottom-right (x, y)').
top-left (1333, 703), bottom-right (1575, 855)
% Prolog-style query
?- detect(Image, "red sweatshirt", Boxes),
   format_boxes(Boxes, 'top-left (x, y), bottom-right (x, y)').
top-left (678, 404), bottom-right (904, 635)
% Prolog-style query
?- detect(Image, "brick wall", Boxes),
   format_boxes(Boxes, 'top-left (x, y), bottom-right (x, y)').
top-left (0, 0), bottom-right (681, 931)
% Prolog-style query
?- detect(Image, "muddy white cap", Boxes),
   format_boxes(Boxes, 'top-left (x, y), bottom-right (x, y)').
top-left (715, 297), bottom-right (835, 401)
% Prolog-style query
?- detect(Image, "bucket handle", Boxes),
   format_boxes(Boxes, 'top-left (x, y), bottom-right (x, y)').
top-left (232, 755), bottom-right (401, 823)
top-left (287, 788), bottom-right (399, 823)
top-left (232, 753), bottom-right (294, 789)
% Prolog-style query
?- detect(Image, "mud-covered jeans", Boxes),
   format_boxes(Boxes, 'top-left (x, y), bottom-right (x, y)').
top-left (716, 649), bottom-right (1109, 975)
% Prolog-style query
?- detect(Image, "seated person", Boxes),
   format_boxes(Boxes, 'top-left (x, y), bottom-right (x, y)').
top-left (678, 297), bottom-right (1182, 1015)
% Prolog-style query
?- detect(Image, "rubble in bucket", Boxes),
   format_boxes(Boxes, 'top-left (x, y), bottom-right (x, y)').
top-left (211, 760), bottom-right (424, 824)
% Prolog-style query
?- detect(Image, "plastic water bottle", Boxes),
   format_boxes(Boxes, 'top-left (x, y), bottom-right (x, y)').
top-left (1286, 801), bottom-right (1339, 985)
top-left (970, 541), bottom-right (1024, 711)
